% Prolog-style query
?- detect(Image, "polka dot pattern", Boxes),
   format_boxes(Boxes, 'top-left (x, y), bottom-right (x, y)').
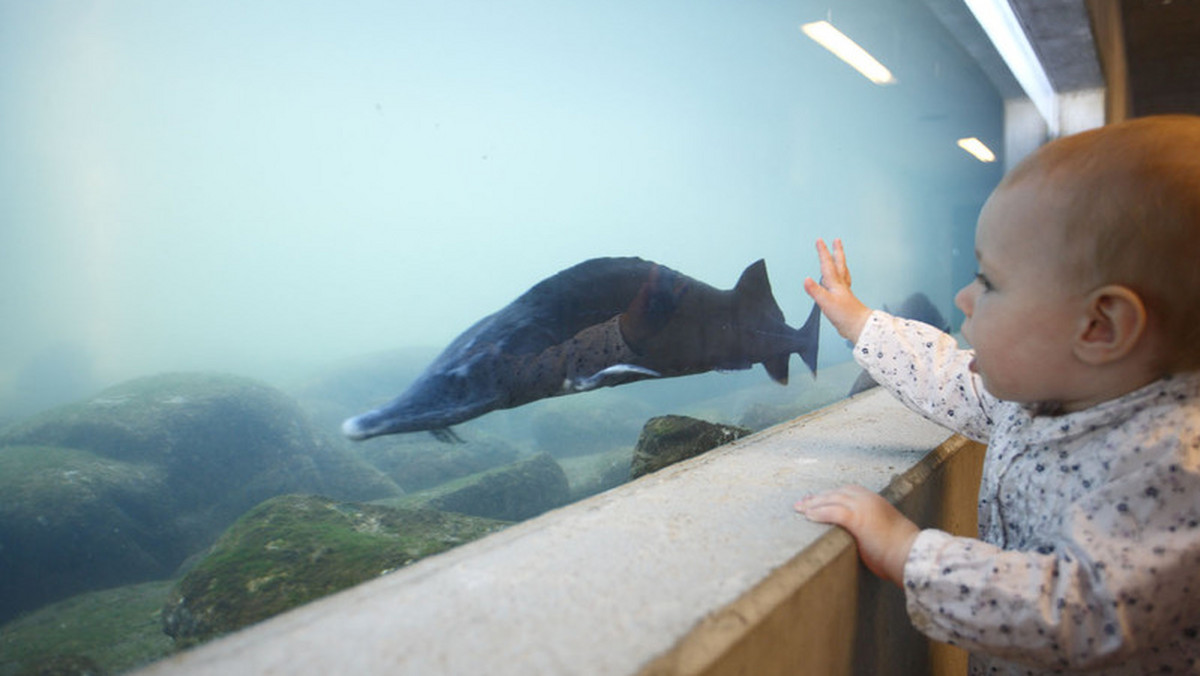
top-left (856, 311), bottom-right (1200, 674)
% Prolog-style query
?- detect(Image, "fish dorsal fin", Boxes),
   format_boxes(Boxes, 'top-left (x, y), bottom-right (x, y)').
top-left (734, 259), bottom-right (770, 298)
top-left (733, 259), bottom-right (785, 321)
top-left (763, 354), bottom-right (790, 385)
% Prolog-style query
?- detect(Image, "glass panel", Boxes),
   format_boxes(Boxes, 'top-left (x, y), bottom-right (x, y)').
top-left (0, 0), bottom-right (1003, 670)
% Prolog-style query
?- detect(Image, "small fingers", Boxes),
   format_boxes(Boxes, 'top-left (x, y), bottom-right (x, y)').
top-left (830, 238), bottom-right (851, 286)
top-left (802, 276), bottom-right (828, 303)
top-left (814, 239), bottom-right (834, 284)
top-left (813, 238), bottom-right (852, 290)
top-left (794, 487), bottom-right (859, 526)
top-left (794, 485), bottom-right (873, 517)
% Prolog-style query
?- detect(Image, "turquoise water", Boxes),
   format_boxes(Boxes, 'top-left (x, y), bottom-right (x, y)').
top-left (0, 0), bottom-right (1000, 401)
top-left (0, 0), bottom-right (1003, 668)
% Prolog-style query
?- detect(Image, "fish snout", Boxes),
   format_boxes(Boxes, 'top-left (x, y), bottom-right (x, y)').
top-left (341, 414), bottom-right (376, 441)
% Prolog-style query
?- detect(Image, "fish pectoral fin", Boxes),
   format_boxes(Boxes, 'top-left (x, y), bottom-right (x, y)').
top-left (567, 364), bottom-right (662, 392)
top-left (762, 355), bottom-right (790, 385)
top-left (429, 427), bottom-right (465, 443)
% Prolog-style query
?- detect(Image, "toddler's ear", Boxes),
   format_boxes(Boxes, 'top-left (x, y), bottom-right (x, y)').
top-left (1073, 285), bottom-right (1148, 365)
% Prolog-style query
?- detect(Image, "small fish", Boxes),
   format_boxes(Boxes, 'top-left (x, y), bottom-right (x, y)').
top-left (343, 257), bottom-right (820, 441)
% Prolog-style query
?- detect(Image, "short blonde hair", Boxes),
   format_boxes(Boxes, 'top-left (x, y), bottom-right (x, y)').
top-left (1003, 115), bottom-right (1200, 372)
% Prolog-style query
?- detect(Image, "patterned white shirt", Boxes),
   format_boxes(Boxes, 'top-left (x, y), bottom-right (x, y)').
top-left (855, 310), bottom-right (1200, 674)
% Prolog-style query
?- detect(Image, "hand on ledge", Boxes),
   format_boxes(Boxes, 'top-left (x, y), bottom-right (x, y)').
top-left (794, 484), bottom-right (920, 587)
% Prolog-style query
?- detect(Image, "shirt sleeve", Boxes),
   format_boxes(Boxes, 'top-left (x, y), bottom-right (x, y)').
top-left (903, 444), bottom-right (1200, 671)
top-left (853, 310), bottom-right (996, 443)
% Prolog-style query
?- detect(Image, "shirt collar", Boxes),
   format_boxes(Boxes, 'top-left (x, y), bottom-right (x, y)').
top-left (1011, 371), bottom-right (1200, 443)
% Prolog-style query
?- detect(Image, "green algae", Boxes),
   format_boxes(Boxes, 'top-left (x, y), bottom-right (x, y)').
top-left (0, 580), bottom-right (174, 676)
top-left (161, 494), bottom-right (507, 646)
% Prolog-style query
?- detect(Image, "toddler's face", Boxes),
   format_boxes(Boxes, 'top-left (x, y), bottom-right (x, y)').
top-left (954, 178), bottom-right (1091, 410)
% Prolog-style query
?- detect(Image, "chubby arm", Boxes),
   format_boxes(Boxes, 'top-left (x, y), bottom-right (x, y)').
top-left (795, 485), bottom-right (919, 586)
top-left (806, 236), bottom-right (997, 441)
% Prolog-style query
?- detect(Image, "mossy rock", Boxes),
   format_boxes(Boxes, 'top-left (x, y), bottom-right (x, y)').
top-left (0, 372), bottom-right (399, 527)
top-left (0, 579), bottom-right (174, 676)
top-left (13, 654), bottom-right (106, 676)
top-left (0, 373), bottom-right (402, 622)
top-left (160, 494), bottom-right (506, 647)
top-left (630, 415), bottom-right (750, 479)
top-left (422, 453), bottom-right (570, 521)
top-left (0, 446), bottom-right (179, 624)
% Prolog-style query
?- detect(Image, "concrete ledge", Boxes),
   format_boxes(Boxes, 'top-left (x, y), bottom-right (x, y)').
top-left (136, 388), bottom-right (984, 676)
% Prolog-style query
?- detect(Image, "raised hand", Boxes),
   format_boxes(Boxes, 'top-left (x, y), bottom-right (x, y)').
top-left (803, 238), bottom-right (872, 343)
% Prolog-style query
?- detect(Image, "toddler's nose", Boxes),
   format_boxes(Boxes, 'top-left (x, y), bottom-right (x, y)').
top-left (954, 283), bottom-right (974, 317)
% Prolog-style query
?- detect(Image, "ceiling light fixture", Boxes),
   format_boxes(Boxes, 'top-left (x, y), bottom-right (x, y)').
top-left (961, 0), bottom-right (1059, 136)
top-left (800, 20), bottom-right (896, 85)
top-left (957, 137), bottom-right (997, 162)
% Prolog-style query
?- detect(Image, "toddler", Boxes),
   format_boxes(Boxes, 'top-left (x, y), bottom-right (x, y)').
top-left (796, 115), bottom-right (1200, 674)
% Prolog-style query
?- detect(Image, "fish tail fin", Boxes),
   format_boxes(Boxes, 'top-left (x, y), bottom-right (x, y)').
top-left (733, 259), bottom-right (819, 383)
top-left (796, 301), bottom-right (821, 377)
top-left (764, 302), bottom-right (821, 383)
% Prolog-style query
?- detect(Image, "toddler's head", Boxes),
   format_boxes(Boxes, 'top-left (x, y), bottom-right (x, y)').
top-left (1003, 115), bottom-right (1200, 373)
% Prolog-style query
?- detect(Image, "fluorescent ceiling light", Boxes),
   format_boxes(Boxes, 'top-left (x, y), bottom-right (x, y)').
top-left (957, 137), bottom-right (997, 163)
top-left (962, 0), bottom-right (1059, 136)
top-left (801, 21), bottom-right (895, 85)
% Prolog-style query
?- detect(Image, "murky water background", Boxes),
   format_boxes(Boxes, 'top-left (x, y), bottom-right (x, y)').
top-left (0, 0), bottom-right (1003, 671)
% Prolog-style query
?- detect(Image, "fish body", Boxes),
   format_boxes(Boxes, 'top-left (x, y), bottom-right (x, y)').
top-left (343, 257), bottom-right (820, 441)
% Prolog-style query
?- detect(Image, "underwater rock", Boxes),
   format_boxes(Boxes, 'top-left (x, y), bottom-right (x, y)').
top-left (13, 654), bottom-right (107, 676)
top-left (0, 373), bottom-right (401, 622)
top-left (0, 446), bottom-right (179, 624)
top-left (355, 434), bottom-right (520, 492)
top-left (630, 415), bottom-right (751, 479)
top-left (0, 579), bottom-right (174, 676)
top-left (0, 372), bottom-right (400, 530)
top-left (425, 453), bottom-right (570, 521)
top-left (530, 394), bottom-right (650, 458)
top-left (160, 494), bottom-right (506, 646)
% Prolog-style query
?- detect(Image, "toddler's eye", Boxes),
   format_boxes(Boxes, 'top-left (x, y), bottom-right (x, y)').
top-left (974, 273), bottom-right (993, 291)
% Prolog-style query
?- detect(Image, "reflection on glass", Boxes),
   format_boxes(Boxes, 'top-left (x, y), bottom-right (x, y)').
top-left (800, 20), bottom-right (896, 85)
top-left (957, 137), bottom-right (998, 163)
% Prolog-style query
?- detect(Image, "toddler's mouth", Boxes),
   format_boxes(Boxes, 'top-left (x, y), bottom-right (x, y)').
top-left (968, 357), bottom-right (979, 373)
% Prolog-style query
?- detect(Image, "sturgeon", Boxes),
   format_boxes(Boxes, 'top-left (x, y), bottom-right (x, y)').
top-left (342, 257), bottom-right (820, 441)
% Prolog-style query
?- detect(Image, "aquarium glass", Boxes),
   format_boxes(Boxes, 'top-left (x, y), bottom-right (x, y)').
top-left (0, 0), bottom-right (1004, 669)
